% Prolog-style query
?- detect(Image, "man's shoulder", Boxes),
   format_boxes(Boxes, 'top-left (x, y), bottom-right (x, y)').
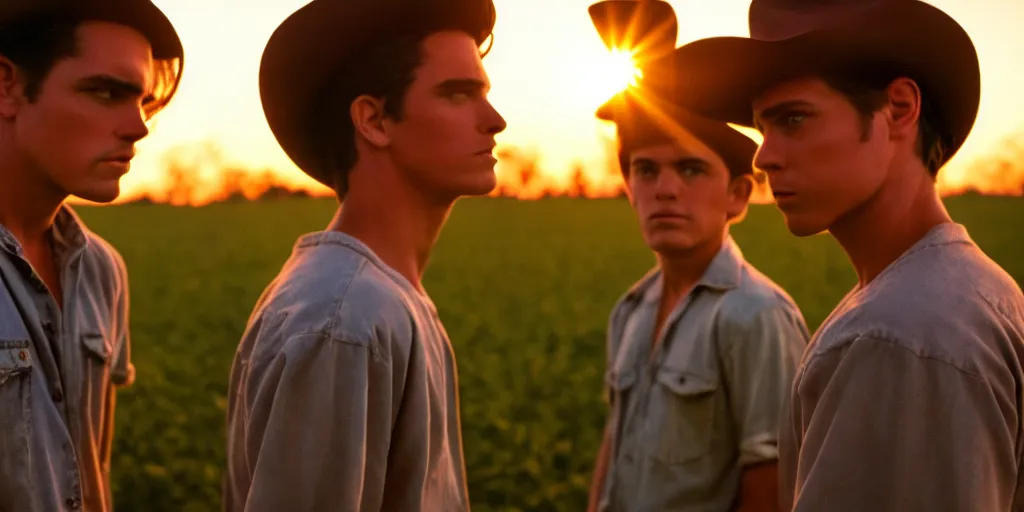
top-left (813, 242), bottom-right (1024, 378)
top-left (246, 239), bottom-right (418, 360)
top-left (79, 229), bottom-right (128, 296)
top-left (719, 261), bottom-right (805, 326)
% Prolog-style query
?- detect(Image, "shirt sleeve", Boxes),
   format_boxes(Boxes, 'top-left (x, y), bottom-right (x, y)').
top-left (109, 250), bottom-right (134, 387)
top-left (719, 301), bottom-right (809, 466)
top-left (239, 333), bottom-right (397, 512)
top-left (791, 335), bottom-right (1019, 512)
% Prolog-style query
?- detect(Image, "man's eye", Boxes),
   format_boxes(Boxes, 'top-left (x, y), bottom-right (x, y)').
top-left (785, 113), bottom-right (806, 126)
top-left (90, 88), bottom-right (114, 100)
top-left (633, 164), bottom-right (656, 176)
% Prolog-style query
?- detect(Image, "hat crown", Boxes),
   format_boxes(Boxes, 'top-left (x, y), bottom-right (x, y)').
top-left (748, 0), bottom-right (906, 41)
top-left (588, 0), bottom-right (677, 63)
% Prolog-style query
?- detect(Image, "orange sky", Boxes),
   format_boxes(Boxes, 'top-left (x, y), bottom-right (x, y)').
top-left (111, 0), bottom-right (1024, 204)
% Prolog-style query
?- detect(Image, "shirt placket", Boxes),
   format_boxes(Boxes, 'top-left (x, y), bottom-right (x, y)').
top-left (639, 292), bottom-right (694, 418)
top-left (7, 228), bottom-right (87, 511)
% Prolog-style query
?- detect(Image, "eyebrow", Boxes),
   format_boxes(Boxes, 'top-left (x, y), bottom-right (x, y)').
top-left (76, 74), bottom-right (150, 101)
top-left (434, 78), bottom-right (489, 95)
top-left (631, 156), bottom-right (708, 168)
top-left (753, 99), bottom-right (813, 132)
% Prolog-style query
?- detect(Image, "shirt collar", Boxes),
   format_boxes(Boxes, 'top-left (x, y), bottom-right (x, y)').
top-left (0, 204), bottom-right (90, 260)
top-left (625, 235), bottom-right (745, 304)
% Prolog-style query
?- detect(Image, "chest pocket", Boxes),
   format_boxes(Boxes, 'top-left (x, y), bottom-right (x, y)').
top-left (645, 368), bottom-right (719, 465)
top-left (0, 338), bottom-right (35, 498)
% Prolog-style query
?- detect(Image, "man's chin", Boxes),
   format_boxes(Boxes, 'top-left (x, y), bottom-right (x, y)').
top-left (456, 171), bottom-right (498, 198)
top-left (646, 234), bottom-right (700, 256)
top-left (71, 184), bottom-right (121, 204)
top-left (782, 215), bottom-right (830, 237)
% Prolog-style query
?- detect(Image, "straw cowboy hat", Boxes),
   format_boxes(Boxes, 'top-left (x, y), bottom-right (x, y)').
top-left (259, 0), bottom-right (497, 188)
top-left (590, 0), bottom-right (758, 179)
top-left (654, 0), bottom-right (980, 166)
top-left (0, 0), bottom-right (183, 60)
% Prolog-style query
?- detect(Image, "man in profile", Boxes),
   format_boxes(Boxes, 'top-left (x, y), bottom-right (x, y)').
top-left (0, 1), bottom-right (184, 510)
top-left (224, 0), bottom-right (507, 510)
top-left (666, 0), bottom-right (1024, 509)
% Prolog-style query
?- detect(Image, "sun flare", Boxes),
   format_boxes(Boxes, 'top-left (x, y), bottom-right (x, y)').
top-left (604, 48), bottom-right (643, 94)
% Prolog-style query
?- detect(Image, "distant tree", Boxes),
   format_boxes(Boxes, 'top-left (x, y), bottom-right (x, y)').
top-left (568, 162), bottom-right (588, 198)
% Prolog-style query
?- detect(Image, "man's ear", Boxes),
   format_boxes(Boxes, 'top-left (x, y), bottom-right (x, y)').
top-left (726, 174), bottom-right (753, 221)
top-left (350, 94), bottom-right (390, 148)
top-left (0, 56), bottom-right (26, 119)
top-left (884, 77), bottom-right (922, 143)
top-left (623, 174), bottom-right (635, 207)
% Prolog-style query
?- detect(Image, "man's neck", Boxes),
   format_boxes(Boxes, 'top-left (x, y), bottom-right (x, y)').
top-left (656, 233), bottom-right (724, 307)
top-left (329, 163), bottom-right (454, 294)
top-left (829, 160), bottom-right (952, 289)
top-left (0, 151), bottom-right (66, 250)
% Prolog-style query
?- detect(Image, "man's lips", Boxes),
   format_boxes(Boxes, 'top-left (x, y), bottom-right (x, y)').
top-left (649, 212), bottom-right (689, 221)
top-left (101, 152), bottom-right (134, 164)
top-left (772, 190), bottom-right (798, 205)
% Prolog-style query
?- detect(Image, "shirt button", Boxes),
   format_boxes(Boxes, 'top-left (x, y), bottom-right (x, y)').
top-left (66, 497), bottom-right (80, 509)
top-left (18, 351), bottom-right (27, 361)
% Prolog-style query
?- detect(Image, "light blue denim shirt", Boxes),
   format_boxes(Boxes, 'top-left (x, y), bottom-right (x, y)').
top-left (778, 223), bottom-right (1024, 512)
top-left (599, 236), bottom-right (809, 512)
top-left (0, 206), bottom-right (133, 512)
top-left (224, 231), bottom-right (470, 512)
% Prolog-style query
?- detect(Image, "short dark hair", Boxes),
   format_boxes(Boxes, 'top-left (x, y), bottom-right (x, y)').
top-left (0, 11), bottom-right (182, 120)
top-left (314, 32), bottom-right (429, 199)
top-left (819, 70), bottom-right (945, 178)
top-left (313, 17), bottom-right (496, 200)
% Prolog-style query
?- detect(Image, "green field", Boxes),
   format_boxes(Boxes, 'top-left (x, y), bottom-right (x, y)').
top-left (74, 194), bottom-right (1023, 512)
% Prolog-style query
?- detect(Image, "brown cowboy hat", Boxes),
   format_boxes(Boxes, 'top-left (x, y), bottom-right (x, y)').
top-left (588, 0), bottom-right (678, 65)
top-left (590, 0), bottom-right (757, 179)
top-left (259, 0), bottom-right (497, 188)
top-left (599, 88), bottom-right (759, 180)
top-left (651, 0), bottom-right (980, 166)
top-left (0, 0), bottom-right (183, 60)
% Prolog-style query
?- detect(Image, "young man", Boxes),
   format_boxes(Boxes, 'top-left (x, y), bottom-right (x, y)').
top-left (665, 0), bottom-right (1024, 510)
top-left (223, 0), bottom-right (505, 510)
top-left (0, 1), bottom-right (183, 511)
top-left (586, 7), bottom-right (810, 507)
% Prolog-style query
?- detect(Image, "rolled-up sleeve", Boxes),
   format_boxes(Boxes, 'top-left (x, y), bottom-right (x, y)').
top-left (720, 302), bottom-right (808, 466)
top-left (240, 333), bottom-right (396, 512)
top-left (791, 335), bottom-right (1019, 511)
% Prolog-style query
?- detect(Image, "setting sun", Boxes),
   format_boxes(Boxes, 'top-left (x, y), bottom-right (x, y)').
top-left (599, 48), bottom-right (644, 97)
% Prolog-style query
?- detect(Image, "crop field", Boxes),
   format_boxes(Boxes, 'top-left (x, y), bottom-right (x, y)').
top-left (74, 194), bottom-right (1022, 511)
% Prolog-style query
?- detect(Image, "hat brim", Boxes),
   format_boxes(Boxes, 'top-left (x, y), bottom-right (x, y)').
top-left (260, 0), bottom-right (496, 188)
top-left (82, 1), bottom-right (183, 60)
top-left (0, 1), bottom-right (183, 60)
top-left (598, 89), bottom-right (759, 179)
top-left (658, 0), bottom-right (980, 164)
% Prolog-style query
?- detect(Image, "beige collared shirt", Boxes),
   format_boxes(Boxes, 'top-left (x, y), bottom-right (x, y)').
top-left (0, 205), bottom-right (134, 512)
top-left (778, 223), bottom-right (1024, 511)
top-left (224, 231), bottom-right (470, 512)
top-left (599, 236), bottom-right (810, 512)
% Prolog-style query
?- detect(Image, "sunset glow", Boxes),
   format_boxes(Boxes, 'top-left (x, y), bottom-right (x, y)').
top-left (76, 0), bottom-right (1024, 206)
top-left (602, 49), bottom-right (644, 98)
